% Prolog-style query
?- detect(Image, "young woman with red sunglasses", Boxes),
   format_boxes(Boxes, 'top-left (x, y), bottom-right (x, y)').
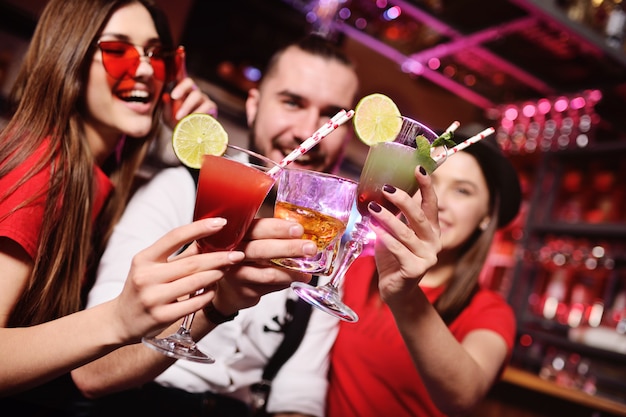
top-left (0, 0), bottom-right (315, 413)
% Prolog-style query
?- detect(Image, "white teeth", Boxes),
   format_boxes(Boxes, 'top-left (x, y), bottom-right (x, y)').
top-left (119, 90), bottom-right (150, 99)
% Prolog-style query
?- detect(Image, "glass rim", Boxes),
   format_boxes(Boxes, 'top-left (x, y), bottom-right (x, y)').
top-left (280, 166), bottom-right (357, 185)
top-left (394, 115), bottom-right (438, 146)
top-left (224, 143), bottom-right (280, 167)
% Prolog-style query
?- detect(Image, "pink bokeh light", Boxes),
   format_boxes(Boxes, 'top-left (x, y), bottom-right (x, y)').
top-left (522, 103), bottom-right (536, 118)
top-left (554, 97), bottom-right (569, 113)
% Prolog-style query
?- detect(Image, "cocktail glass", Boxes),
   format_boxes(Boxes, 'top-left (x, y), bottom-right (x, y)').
top-left (272, 168), bottom-right (357, 275)
top-left (291, 117), bottom-right (446, 322)
top-left (142, 144), bottom-right (280, 363)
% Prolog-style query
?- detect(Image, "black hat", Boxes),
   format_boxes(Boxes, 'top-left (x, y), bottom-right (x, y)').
top-left (453, 133), bottom-right (522, 229)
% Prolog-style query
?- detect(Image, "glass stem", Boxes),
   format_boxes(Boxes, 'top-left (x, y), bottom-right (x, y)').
top-left (179, 312), bottom-right (195, 335)
top-left (327, 218), bottom-right (371, 289)
top-left (178, 288), bottom-right (204, 334)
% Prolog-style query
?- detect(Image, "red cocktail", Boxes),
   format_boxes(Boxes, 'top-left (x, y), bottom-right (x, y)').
top-left (143, 144), bottom-right (279, 364)
top-left (194, 145), bottom-right (278, 252)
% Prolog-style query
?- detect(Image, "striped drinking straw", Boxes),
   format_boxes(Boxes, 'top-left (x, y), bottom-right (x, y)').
top-left (267, 109), bottom-right (355, 176)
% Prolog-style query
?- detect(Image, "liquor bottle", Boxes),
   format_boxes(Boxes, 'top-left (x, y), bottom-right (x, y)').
top-left (606, 4), bottom-right (626, 49)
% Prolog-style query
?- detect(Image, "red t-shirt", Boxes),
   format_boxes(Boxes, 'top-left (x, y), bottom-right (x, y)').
top-left (0, 141), bottom-right (113, 259)
top-left (326, 256), bottom-right (516, 417)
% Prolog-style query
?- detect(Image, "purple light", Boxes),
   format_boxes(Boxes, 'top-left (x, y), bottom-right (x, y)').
top-left (306, 11), bottom-right (317, 23)
top-left (355, 17), bottom-right (367, 29)
top-left (383, 6), bottom-right (401, 21)
top-left (376, 0), bottom-right (388, 8)
top-left (338, 7), bottom-right (351, 19)
top-left (554, 97), bottom-right (568, 113)
top-left (243, 66), bottom-right (262, 82)
top-left (401, 59), bottom-right (423, 75)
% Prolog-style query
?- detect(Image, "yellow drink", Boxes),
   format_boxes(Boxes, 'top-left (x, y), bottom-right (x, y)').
top-left (274, 201), bottom-right (347, 249)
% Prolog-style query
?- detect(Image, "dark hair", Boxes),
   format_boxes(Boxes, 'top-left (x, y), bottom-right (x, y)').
top-left (262, 33), bottom-right (355, 82)
top-left (434, 136), bottom-right (521, 323)
top-left (0, 0), bottom-right (172, 326)
top-left (461, 135), bottom-right (521, 229)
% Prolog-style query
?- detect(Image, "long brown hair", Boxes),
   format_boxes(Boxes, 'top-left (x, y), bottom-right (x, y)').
top-left (366, 154), bottom-right (502, 323)
top-left (435, 209), bottom-right (499, 324)
top-left (0, 0), bottom-right (173, 327)
top-left (434, 158), bottom-right (502, 323)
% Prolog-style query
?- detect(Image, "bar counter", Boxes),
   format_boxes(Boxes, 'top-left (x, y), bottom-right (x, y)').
top-left (470, 366), bottom-right (626, 417)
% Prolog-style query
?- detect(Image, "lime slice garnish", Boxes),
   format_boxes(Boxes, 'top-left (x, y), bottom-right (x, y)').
top-left (172, 113), bottom-right (228, 169)
top-left (353, 93), bottom-right (402, 146)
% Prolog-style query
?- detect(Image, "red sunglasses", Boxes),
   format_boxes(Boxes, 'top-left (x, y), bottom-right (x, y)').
top-left (96, 40), bottom-right (174, 81)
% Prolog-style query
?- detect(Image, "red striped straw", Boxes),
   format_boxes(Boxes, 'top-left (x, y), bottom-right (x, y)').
top-left (433, 126), bottom-right (495, 164)
top-left (445, 120), bottom-right (461, 134)
top-left (267, 109), bottom-right (355, 176)
top-left (431, 120), bottom-right (460, 162)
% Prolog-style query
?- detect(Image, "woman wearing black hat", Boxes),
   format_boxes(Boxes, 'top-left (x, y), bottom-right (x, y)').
top-left (326, 135), bottom-right (522, 417)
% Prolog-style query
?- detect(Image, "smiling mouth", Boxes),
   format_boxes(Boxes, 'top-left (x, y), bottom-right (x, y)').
top-left (117, 89), bottom-right (152, 104)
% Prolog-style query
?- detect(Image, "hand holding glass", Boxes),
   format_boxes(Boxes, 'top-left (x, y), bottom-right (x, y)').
top-left (291, 117), bottom-right (447, 322)
top-left (142, 145), bottom-right (280, 363)
top-left (272, 168), bottom-right (357, 274)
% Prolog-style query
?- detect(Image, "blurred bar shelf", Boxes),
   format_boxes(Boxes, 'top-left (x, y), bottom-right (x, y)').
top-left (502, 367), bottom-right (626, 417)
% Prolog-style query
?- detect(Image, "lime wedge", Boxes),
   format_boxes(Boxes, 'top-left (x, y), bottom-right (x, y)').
top-left (353, 93), bottom-right (402, 146)
top-left (172, 113), bottom-right (228, 169)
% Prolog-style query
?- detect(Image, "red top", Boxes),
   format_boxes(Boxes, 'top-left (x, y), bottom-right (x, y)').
top-left (0, 141), bottom-right (113, 259)
top-left (326, 256), bottom-right (516, 417)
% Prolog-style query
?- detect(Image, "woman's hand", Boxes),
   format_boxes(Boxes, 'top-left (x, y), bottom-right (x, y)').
top-left (367, 167), bottom-right (442, 306)
top-left (162, 77), bottom-right (218, 128)
top-left (111, 218), bottom-right (241, 342)
top-left (211, 218), bottom-right (317, 316)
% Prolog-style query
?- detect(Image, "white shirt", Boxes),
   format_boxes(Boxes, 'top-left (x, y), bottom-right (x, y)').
top-left (88, 166), bottom-right (338, 417)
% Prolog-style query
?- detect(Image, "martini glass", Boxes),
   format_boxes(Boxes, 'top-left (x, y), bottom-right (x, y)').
top-left (291, 117), bottom-right (446, 322)
top-left (142, 145), bottom-right (280, 363)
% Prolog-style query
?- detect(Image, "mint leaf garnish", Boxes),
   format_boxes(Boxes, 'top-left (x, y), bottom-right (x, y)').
top-left (415, 135), bottom-right (438, 173)
top-left (431, 130), bottom-right (456, 149)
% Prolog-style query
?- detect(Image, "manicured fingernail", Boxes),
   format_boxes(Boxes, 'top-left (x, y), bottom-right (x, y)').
top-left (228, 251), bottom-right (245, 262)
top-left (205, 218), bottom-right (227, 227)
top-left (419, 166), bottom-right (427, 176)
top-left (383, 184), bottom-right (396, 194)
top-left (368, 202), bottom-right (382, 213)
top-left (289, 224), bottom-right (305, 237)
top-left (303, 242), bottom-right (318, 256)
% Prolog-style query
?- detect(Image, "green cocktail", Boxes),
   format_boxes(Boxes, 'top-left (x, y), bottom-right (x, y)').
top-left (357, 141), bottom-right (437, 217)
